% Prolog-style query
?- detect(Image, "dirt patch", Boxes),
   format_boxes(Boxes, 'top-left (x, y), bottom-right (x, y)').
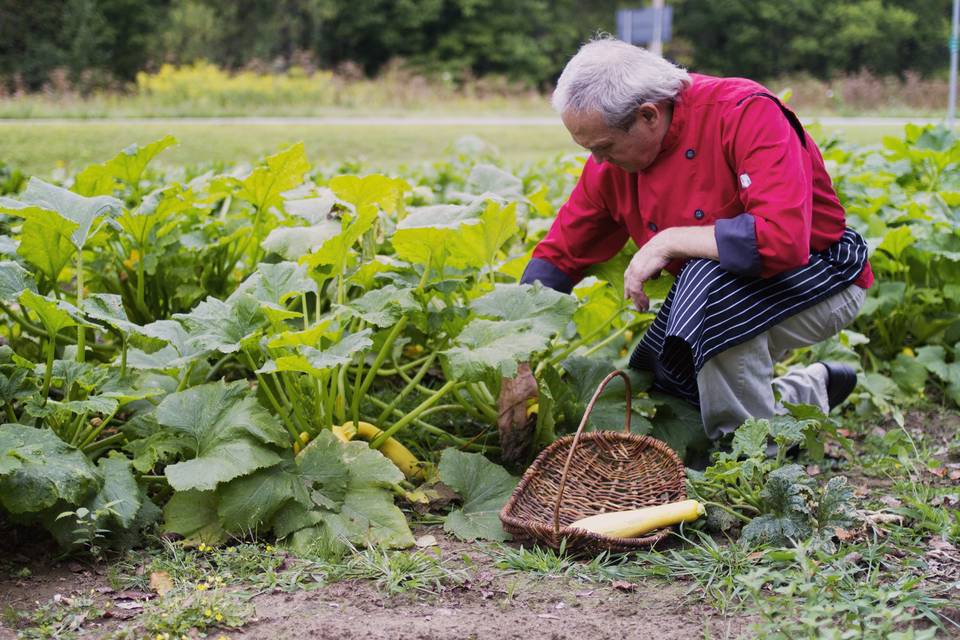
top-left (0, 525), bottom-right (749, 640)
top-left (232, 531), bottom-right (747, 640)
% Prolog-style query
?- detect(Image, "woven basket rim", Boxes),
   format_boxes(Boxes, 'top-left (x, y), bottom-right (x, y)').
top-left (499, 430), bottom-right (687, 551)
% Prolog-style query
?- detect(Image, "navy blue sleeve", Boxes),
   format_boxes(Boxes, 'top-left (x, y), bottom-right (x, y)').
top-left (715, 213), bottom-right (762, 277)
top-left (519, 257), bottom-right (574, 294)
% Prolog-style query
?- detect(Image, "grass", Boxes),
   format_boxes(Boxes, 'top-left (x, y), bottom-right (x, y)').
top-left (0, 121), bottom-right (926, 178)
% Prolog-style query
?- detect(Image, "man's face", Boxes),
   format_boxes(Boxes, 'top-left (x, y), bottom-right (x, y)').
top-left (561, 104), bottom-right (671, 173)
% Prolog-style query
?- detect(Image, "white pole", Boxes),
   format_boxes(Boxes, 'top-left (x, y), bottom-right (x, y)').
top-left (949, 0), bottom-right (959, 126)
top-left (651, 0), bottom-right (664, 56)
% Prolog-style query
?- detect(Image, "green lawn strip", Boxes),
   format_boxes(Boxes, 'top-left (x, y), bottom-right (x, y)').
top-left (0, 121), bottom-right (922, 178)
top-left (0, 123), bottom-right (578, 177)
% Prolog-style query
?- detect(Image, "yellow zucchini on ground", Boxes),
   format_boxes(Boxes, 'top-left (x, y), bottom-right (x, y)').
top-left (570, 500), bottom-right (705, 538)
top-left (332, 421), bottom-right (425, 480)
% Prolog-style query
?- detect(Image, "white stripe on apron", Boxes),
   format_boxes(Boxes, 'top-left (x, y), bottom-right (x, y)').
top-left (629, 228), bottom-right (869, 403)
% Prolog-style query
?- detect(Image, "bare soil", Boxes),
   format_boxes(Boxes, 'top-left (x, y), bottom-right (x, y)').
top-left (230, 532), bottom-right (749, 640)
top-left (0, 527), bottom-right (750, 640)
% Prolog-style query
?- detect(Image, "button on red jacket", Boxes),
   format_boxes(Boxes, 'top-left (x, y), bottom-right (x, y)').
top-left (523, 73), bottom-right (873, 292)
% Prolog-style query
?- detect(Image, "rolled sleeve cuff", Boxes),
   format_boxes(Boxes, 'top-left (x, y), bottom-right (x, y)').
top-left (715, 213), bottom-right (761, 277)
top-left (519, 257), bottom-right (574, 293)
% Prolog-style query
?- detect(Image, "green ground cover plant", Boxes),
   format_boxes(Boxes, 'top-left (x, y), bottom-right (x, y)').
top-left (1, 124), bottom-right (959, 638)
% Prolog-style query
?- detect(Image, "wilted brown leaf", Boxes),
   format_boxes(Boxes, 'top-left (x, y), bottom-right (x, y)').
top-left (149, 571), bottom-right (173, 596)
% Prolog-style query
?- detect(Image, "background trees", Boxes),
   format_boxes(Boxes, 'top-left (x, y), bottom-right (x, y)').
top-left (0, 0), bottom-right (954, 92)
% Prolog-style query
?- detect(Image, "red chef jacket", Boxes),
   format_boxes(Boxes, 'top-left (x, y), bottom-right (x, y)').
top-left (526, 73), bottom-right (873, 291)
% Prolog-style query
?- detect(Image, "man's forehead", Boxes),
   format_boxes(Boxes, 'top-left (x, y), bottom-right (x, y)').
top-left (562, 110), bottom-right (614, 146)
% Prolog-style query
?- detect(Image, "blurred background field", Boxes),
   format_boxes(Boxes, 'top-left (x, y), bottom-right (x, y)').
top-left (1, 0), bottom-right (958, 121)
top-left (0, 120), bottom-right (910, 177)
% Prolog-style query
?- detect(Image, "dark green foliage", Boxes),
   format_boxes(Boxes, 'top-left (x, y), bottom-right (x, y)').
top-left (4, 0), bottom-right (953, 93)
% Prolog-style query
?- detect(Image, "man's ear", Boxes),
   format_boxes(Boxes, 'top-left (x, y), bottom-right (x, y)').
top-left (636, 102), bottom-right (660, 123)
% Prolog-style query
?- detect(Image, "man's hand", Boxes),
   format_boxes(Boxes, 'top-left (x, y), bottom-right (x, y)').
top-left (624, 226), bottom-right (720, 311)
top-left (624, 237), bottom-right (671, 311)
top-left (497, 362), bottom-right (538, 464)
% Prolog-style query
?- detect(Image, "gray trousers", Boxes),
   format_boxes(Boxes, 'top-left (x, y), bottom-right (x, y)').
top-left (697, 283), bottom-right (867, 441)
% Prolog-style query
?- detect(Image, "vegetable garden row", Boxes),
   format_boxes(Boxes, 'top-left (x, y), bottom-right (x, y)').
top-left (0, 125), bottom-right (958, 615)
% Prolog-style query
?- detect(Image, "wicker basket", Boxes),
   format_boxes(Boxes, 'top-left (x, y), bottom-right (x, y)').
top-left (499, 370), bottom-right (687, 553)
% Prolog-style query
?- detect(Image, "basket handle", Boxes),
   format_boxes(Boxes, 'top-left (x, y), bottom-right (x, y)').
top-left (552, 369), bottom-right (632, 536)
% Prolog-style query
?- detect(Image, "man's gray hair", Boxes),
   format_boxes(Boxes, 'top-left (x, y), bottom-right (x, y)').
top-left (552, 37), bottom-right (691, 130)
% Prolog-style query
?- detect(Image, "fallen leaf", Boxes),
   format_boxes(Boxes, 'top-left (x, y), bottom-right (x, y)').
top-left (149, 571), bottom-right (173, 596)
top-left (806, 464), bottom-right (821, 476)
top-left (115, 601), bottom-right (144, 610)
top-left (611, 580), bottom-right (637, 592)
top-left (414, 535), bottom-right (438, 548)
top-left (835, 527), bottom-right (857, 542)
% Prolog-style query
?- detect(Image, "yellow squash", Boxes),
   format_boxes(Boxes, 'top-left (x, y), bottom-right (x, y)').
top-left (332, 421), bottom-right (425, 480)
top-left (570, 500), bottom-right (705, 538)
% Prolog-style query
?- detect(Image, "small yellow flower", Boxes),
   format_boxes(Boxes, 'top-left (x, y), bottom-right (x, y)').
top-left (265, 545), bottom-right (274, 552)
top-left (215, 612), bottom-right (224, 622)
top-left (195, 583), bottom-right (208, 591)
top-left (204, 607), bottom-right (213, 617)
top-left (123, 249), bottom-right (141, 270)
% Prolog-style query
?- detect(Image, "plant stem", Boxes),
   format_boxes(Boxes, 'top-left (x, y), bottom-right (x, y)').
top-left (376, 352), bottom-right (437, 425)
top-left (352, 316), bottom-right (409, 424)
top-left (702, 501), bottom-right (753, 525)
top-left (581, 321), bottom-right (633, 358)
top-left (75, 250), bottom-right (86, 364)
top-left (42, 331), bottom-right (57, 401)
top-left (366, 395), bottom-right (499, 452)
top-left (242, 350), bottom-right (300, 440)
top-left (369, 379), bottom-right (458, 448)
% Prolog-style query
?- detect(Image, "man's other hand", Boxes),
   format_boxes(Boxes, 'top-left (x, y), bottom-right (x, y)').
top-left (497, 362), bottom-right (538, 464)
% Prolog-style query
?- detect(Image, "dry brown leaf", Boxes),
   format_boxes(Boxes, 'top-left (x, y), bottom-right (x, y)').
top-left (611, 580), bottom-right (638, 592)
top-left (497, 362), bottom-right (538, 464)
top-left (149, 571), bottom-right (173, 596)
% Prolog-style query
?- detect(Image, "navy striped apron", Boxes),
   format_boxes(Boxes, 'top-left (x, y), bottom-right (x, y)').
top-left (628, 228), bottom-right (869, 403)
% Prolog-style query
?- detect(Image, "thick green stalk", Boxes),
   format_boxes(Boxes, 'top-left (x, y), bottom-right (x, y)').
top-left (581, 321), bottom-right (633, 358)
top-left (369, 379), bottom-right (458, 449)
top-left (41, 332), bottom-right (56, 401)
top-left (241, 351), bottom-right (301, 440)
top-left (76, 251), bottom-right (85, 363)
top-left (375, 352), bottom-right (437, 425)
top-left (366, 395), bottom-right (499, 453)
top-left (351, 316), bottom-right (409, 424)
top-left (77, 405), bottom-right (120, 449)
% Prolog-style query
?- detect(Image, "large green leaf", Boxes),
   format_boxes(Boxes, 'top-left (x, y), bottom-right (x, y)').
top-left (0, 260), bottom-right (37, 301)
top-left (162, 489), bottom-right (227, 545)
top-left (236, 143), bottom-right (310, 212)
top-left (74, 136), bottom-right (177, 196)
top-left (217, 459), bottom-right (311, 532)
top-left (90, 453), bottom-right (141, 528)
top-left (18, 290), bottom-right (85, 336)
top-left (439, 449), bottom-right (517, 542)
top-left (82, 293), bottom-right (143, 336)
top-left (261, 221), bottom-right (340, 260)
top-left (448, 201), bottom-right (519, 269)
top-left (341, 285), bottom-right (419, 328)
top-left (443, 318), bottom-right (551, 380)
top-left (173, 294), bottom-right (266, 354)
top-left (10, 207), bottom-right (78, 284)
top-left (11, 178), bottom-right (123, 248)
top-left (0, 423), bottom-right (98, 513)
top-left (229, 262), bottom-right (318, 308)
top-left (391, 203), bottom-right (482, 270)
top-left (263, 329), bottom-right (373, 375)
top-left (470, 283), bottom-right (576, 335)
top-left (329, 174), bottom-right (408, 214)
top-left (157, 381), bottom-right (288, 491)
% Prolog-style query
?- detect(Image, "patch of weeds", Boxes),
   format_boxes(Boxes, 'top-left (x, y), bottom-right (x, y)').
top-left (604, 528), bottom-right (759, 612)
top-left (487, 541), bottom-right (619, 581)
top-left (890, 480), bottom-right (960, 543)
top-left (112, 539), bottom-right (324, 594)
top-left (336, 545), bottom-right (469, 596)
top-left (736, 538), bottom-right (954, 639)
top-left (133, 587), bottom-right (252, 639)
top-left (9, 594), bottom-right (106, 640)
